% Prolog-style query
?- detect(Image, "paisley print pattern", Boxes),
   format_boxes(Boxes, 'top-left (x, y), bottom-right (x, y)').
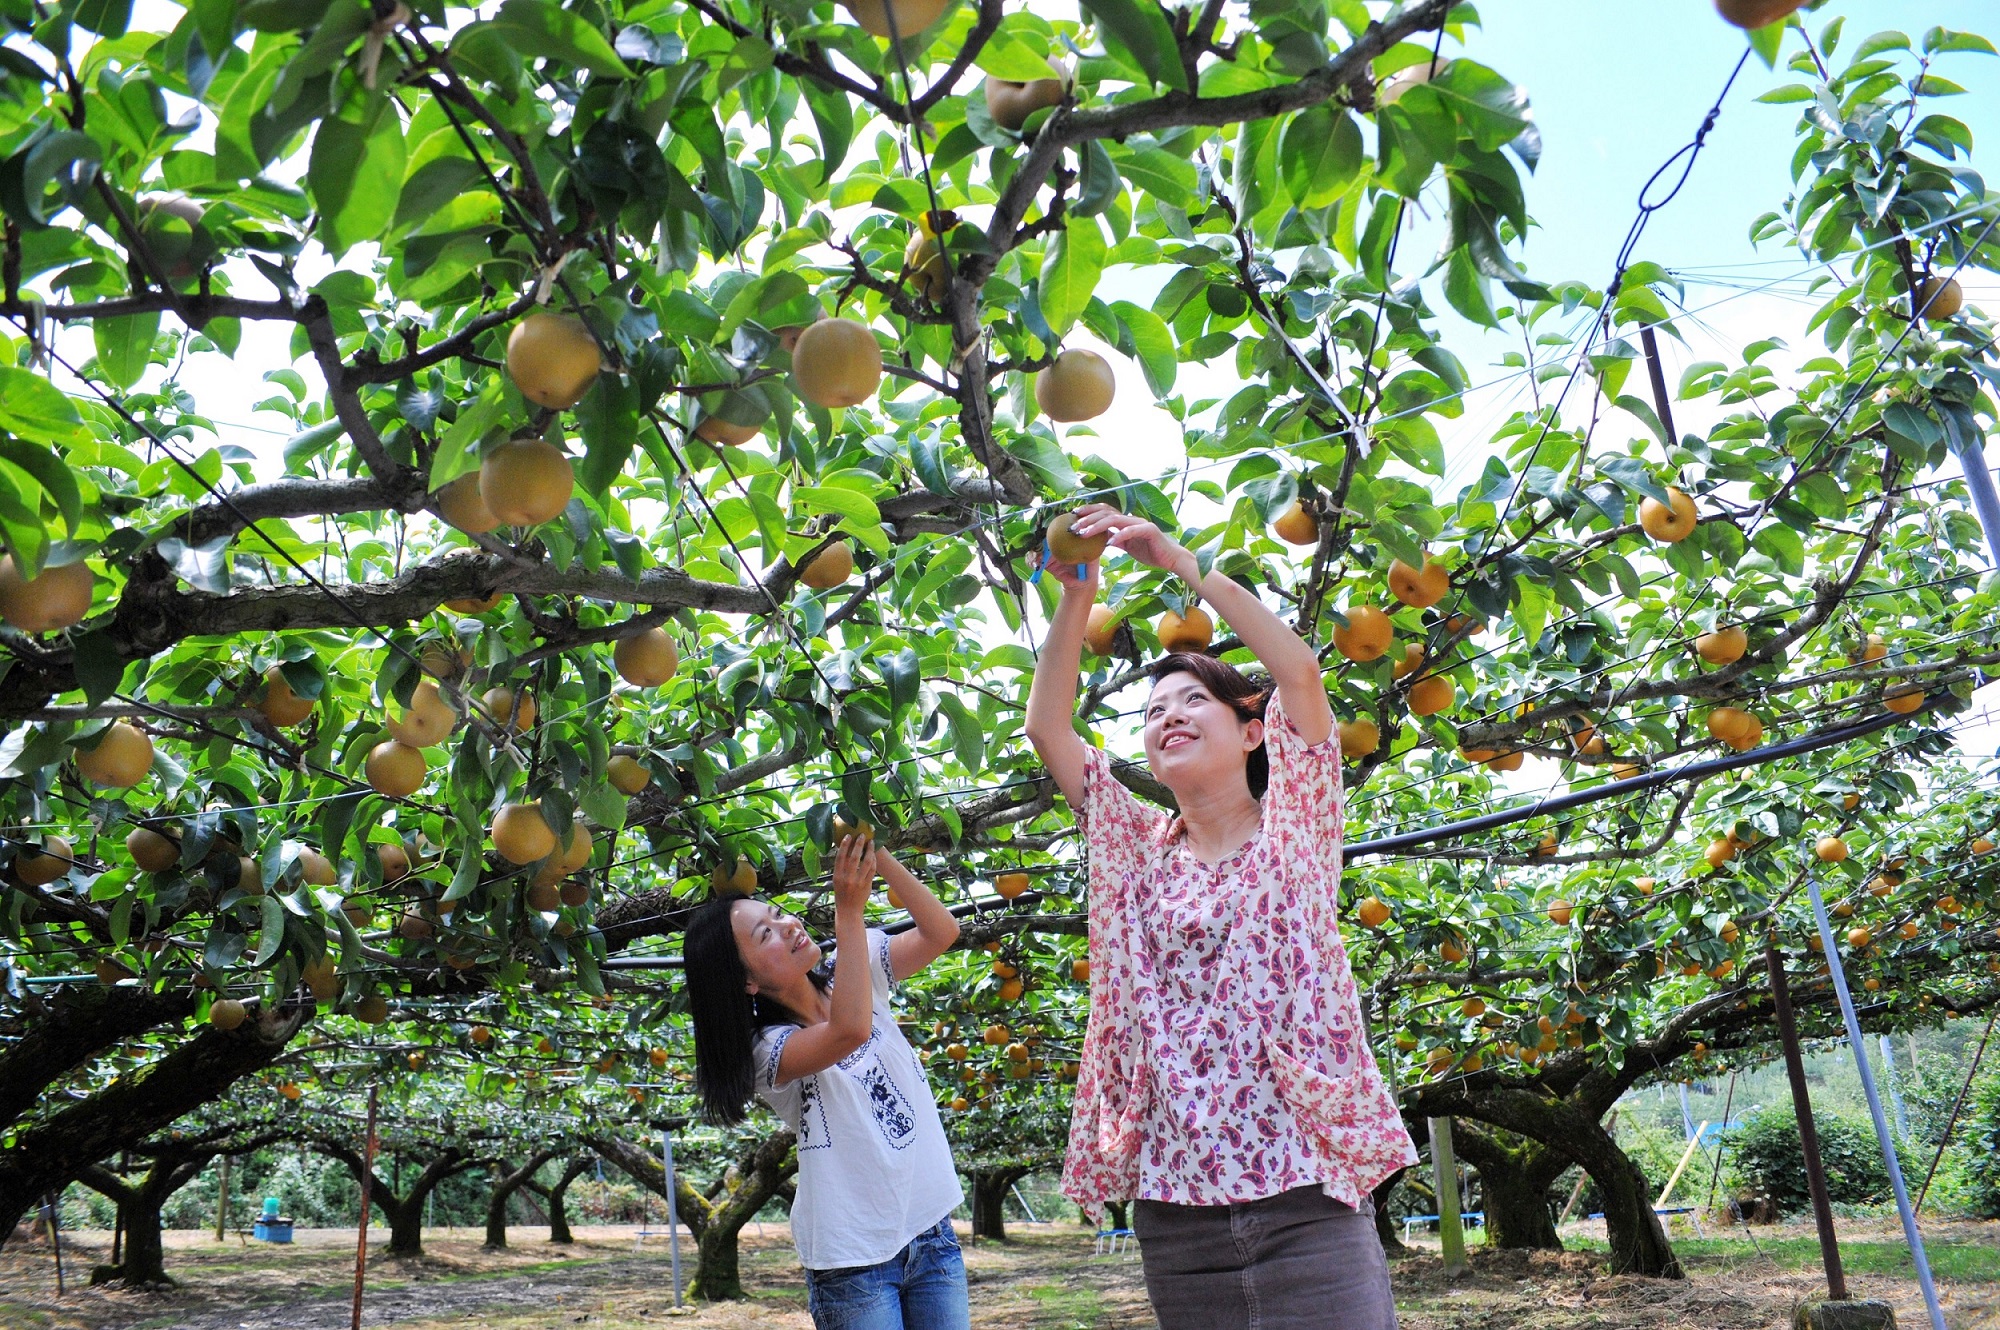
top-left (1060, 692), bottom-right (1419, 1215)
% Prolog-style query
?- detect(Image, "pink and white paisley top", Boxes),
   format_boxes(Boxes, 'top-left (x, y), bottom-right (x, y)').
top-left (1060, 692), bottom-right (1418, 1212)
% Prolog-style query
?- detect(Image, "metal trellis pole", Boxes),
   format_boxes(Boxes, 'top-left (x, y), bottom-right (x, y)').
top-left (1806, 874), bottom-right (1947, 1330)
top-left (1880, 1035), bottom-right (1911, 1140)
top-left (662, 1130), bottom-right (683, 1308)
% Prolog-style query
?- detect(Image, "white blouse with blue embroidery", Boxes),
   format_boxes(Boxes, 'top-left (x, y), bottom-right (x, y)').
top-left (753, 928), bottom-right (963, 1269)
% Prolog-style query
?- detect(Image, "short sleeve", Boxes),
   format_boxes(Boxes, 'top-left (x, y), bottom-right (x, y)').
top-left (754, 1024), bottom-right (804, 1101)
top-left (1080, 745), bottom-right (1157, 864)
top-left (1261, 689), bottom-right (1342, 841)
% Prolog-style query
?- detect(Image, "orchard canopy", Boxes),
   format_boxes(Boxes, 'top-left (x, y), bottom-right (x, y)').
top-left (3, 0), bottom-right (2000, 1270)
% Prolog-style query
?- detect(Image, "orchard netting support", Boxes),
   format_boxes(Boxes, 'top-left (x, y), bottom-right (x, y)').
top-left (1807, 874), bottom-right (1946, 1330)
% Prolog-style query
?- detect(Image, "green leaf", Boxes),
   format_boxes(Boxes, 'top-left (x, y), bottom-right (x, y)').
top-left (310, 107), bottom-right (405, 257)
top-left (0, 130), bottom-right (103, 229)
top-left (1613, 395), bottom-right (1673, 451)
top-left (1513, 576), bottom-right (1551, 651)
top-left (0, 438), bottom-right (82, 533)
top-left (1079, 0), bottom-right (1186, 90)
top-left (1442, 248), bottom-right (1496, 328)
top-left (1749, 18), bottom-right (1787, 67)
top-left (1074, 139), bottom-right (1120, 217)
top-left (283, 418), bottom-right (345, 469)
top-left (974, 29), bottom-right (1061, 81)
top-left (90, 313), bottom-right (157, 391)
top-left (71, 630), bottom-right (126, 705)
top-left (803, 82), bottom-right (854, 186)
top-left (1111, 300), bottom-right (1176, 396)
top-left (253, 893), bottom-right (286, 965)
top-left (488, 0), bottom-right (632, 79)
top-left (575, 374), bottom-right (639, 494)
top-left (1596, 455), bottom-right (1671, 506)
top-left (882, 647), bottom-right (921, 712)
top-left (1005, 434), bottom-right (1078, 492)
top-left (1112, 146), bottom-right (1196, 200)
top-left (910, 433), bottom-right (954, 495)
top-left (794, 485), bottom-right (882, 530)
top-left (1038, 217), bottom-right (1107, 336)
top-left (1280, 105), bottom-right (1363, 209)
top-left (0, 368), bottom-right (90, 448)
top-left (1426, 61), bottom-right (1533, 153)
top-left (430, 381), bottom-right (505, 489)
top-left (937, 692), bottom-right (985, 775)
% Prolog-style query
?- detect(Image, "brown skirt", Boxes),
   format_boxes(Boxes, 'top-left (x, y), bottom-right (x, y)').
top-left (1131, 1186), bottom-right (1397, 1330)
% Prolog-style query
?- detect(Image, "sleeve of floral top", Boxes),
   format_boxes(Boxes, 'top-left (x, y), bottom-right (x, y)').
top-left (1060, 743), bottom-right (1159, 1214)
top-left (1261, 687), bottom-right (1343, 848)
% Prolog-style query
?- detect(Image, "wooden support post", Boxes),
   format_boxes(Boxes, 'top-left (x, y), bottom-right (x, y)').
top-left (1428, 1117), bottom-right (1467, 1275)
top-left (214, 1154), bottom-right (230, 1242)
top-left (1765, 937), bottom-right (1847, 1301)
top-left (351, 1084), bottom-right (379, 1330)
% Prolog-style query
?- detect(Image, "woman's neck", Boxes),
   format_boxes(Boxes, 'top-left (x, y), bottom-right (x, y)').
top-left (766, 973), bottom-right (831, 1027)
top-left (1173, 784), bottom-right (1264, 864)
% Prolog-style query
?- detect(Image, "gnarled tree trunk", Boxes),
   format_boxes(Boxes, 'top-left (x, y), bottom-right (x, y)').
top-left (1451, 1123), bottom-right (1565, 1251)
top-left (320, 1143), bottom-right (479, 1259)
top-left (591, 1129), bottom-right (796, 1301)
top-left (483, 1151), bottom-right (557, 1249)
top-left (529, 1156), bottom-right (596, 1244)
top-left (1412, 1083), bottom-right (1679, 1277)
top-left (967, 1166), bottom-right (1031, 1241)
top-left (1371, 1166), bottom-right (1411, 1255)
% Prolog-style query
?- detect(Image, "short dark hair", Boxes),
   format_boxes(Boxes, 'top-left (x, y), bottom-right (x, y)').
top-left (684, 896), bottom-right (829, 1126)
top-left (1147, 653), bottom-right (1273, 798)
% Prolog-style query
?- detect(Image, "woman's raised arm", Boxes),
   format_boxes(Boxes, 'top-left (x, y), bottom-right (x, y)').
top-left (1023, 519), bottom-right (1105, 810)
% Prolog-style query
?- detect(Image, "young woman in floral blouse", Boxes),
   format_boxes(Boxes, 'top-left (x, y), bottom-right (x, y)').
top-left (1024, 503), bottom-right (1417, 1330)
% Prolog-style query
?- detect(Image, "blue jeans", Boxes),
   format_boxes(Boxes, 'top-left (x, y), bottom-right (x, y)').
top-left (803, 1216), bottom-right (970, 1330)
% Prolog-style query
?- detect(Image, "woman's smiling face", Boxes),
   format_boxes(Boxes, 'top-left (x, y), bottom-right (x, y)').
top-left (730, 898), bottom-right (821, 993)
top-left (1142, 670), bottom-right (1264, 791)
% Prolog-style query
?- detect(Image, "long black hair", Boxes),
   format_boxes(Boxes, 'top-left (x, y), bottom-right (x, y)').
top-left (684, 895), bottom-right (830, 1126)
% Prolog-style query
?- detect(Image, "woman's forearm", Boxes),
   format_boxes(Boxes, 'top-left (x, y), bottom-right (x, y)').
top-left (1025, 584), bottom-right (1093, 746)
top-left (828, 903), bottom-right (871, 1039)
top-left (1175, 552), bottom-right (1322, 690)
top-left (881, 854), bottom-right (958, 948)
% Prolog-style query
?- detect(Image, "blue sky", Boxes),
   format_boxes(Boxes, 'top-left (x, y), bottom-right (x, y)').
top-left (1467, 1), bottom-right (2000, 285)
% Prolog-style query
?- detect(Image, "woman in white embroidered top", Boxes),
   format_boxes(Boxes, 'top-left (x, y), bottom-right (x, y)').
top-left (684, 834), bottom-right (969, 1330)
top-left (1025, 503), bottom-right (1418, 1330)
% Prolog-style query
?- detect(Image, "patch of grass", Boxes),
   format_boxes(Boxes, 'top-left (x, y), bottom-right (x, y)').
top-left (1026, 1281), bottom-right (1105, 1326)
top-left (1562, 1235), bottom-right (2000, 1283)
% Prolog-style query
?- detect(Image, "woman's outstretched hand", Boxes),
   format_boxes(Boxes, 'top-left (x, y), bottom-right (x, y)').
top-left (830, 833), bottom-right (877, 913)
top-left (1069, 505), bottom-right (1195, 580)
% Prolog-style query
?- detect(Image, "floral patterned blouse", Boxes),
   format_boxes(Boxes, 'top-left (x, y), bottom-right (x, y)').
top-left (1059, 691), bottom-right (1418, 1213)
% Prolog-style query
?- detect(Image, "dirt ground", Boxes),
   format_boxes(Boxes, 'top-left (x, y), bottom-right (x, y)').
top-left (2, 1217), bottom-right (1997, 1329)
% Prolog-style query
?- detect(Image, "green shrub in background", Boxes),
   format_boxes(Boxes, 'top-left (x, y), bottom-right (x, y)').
top-left (1726, 1108), bottom-right (1889, 1214)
